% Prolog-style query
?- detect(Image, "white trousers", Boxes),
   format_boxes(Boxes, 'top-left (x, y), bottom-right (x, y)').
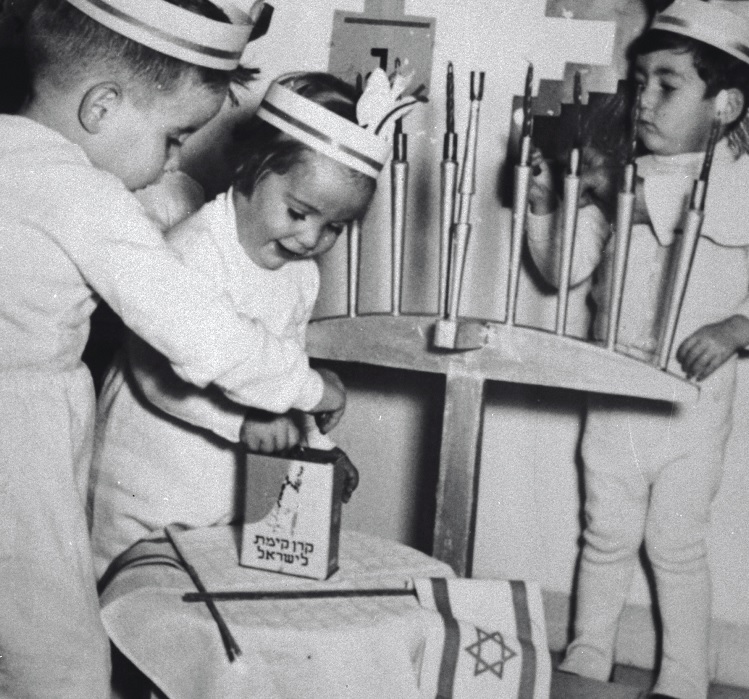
top-left (0, 367), bottom-right (110, 699)
top-left (560, 361), bottom-right (736, 699)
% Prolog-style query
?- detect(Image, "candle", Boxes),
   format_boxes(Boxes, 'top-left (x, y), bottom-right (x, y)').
top-left (507, 64), bottom-right (534, 323)
top-left (460, 71), bottom-right (484, 212)
top-left (523, 62), bottom-right (533, 139)
top-left (557, 71), bottom-right (584, 334)
top-left (606, 81), bottom-right (643, 350)
top-left (569, 71), bottom-right (583, 176)
top-left (447, 61), bottom-right (455, 137)
top-left (520, 62), bottom-right (534, 166)
top-left (446, 71), bottom-right (484, 324)
top-left (696, 91), bottom-right (726, 207)
top-left (390, 99), bottom-right (408, 315)
top-left (573, 71), bottom-right (582, 139)
top-left (393, 117), bottom-right (406, 161)
top-left (658, 93), bottom-right (726, 368)
top-left (620, 83), bottom-right (643, 194)
top-left (439, 62), bottom-right (459, 317)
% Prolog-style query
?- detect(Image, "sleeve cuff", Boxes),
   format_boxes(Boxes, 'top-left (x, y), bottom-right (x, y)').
top-left (525, 211), bottom-right (556, 241)
top-left (212, 409), bottom-right (247, 443)
top-left (294, 369), bottom-right (324, 412)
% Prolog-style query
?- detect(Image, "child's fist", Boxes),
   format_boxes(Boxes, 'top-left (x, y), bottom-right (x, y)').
top-left (676, 315), bottom-right (749, 381)
top-left (528, 148), bottom-right (556, 216)
top-left (240, 409), bottom-right (302, 453)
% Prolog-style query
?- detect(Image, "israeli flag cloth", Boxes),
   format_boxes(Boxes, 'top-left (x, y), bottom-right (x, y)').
top-left (415, 578), bottom-right (551, 699)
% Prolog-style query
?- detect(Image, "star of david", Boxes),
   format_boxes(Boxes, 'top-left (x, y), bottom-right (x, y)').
top-left (464, 627), bottom-right (518, 679)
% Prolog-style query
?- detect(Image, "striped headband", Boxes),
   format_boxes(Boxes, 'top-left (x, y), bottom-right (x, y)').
top-left (64, 0), bottom-right (263, 70)
top-left (255, 82), bottom-right (392, 179)
top-left (651, 0), bottom-right (749, 66)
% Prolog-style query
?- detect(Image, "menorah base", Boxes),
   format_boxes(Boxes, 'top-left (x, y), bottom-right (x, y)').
top-left (433, 318), bottom-right (487, 350)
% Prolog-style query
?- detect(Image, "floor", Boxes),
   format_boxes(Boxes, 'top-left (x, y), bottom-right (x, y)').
top-left (551, 653), bottom-right (749, 699)
top-left (114, 644), bottom-right (749, 698)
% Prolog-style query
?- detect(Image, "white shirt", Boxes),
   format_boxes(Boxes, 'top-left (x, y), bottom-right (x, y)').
top-left (526, 141), bottom-right (749, 373)
top-left (130, 189), bottom-right (320, 440)
top-left (0, 115), bottom-right (322, 411)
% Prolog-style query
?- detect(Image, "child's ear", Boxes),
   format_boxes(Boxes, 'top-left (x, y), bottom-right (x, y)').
top-left (716, 88), bottom-right (744, 125)
top-left (78, 82), bottom-right (122, 135)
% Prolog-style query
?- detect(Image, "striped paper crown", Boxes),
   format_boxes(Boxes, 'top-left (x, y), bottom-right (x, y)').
top-left (651, 0), bottom-right (749, 66)
top-left (64, 0), bottom-right (266, 70)
top-left (255, 69), bottom-right (421, 179)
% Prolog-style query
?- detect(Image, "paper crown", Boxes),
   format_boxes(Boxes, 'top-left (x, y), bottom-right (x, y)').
top-left (64, 0), bottom-right (267, 70)
top-left (651, 0), bottom-right (749, 65)
top-left (255, 69), bottom-right (421, 178)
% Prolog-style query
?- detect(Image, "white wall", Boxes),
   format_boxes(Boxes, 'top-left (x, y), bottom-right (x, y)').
top-left (183, 0), bottom-right (749, 687)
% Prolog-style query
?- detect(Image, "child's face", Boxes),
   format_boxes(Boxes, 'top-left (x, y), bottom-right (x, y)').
top-left (634, 48), bottom-right (718, 156)
top-left (93, 79), bottom-right (225, 191)
top-left (235, 153), bottom-right (375, 271)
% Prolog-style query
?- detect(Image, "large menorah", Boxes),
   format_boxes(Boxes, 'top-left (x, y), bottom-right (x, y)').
top-left (307, 67), bottom-right (701, 578)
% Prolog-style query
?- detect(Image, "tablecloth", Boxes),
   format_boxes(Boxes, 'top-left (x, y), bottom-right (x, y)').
top-left (99, 526), bottom-right (550, 699)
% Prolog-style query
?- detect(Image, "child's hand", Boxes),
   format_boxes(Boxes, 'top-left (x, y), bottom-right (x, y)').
top-left (528, 148), bottom-right (557, 215)
top-left (338, 453), bottom-right (359, 503)
top-left (676, 315), bottom-right (749, 381)
top-left (311, 368), bottom-right (346, 433)
top-left (579, 146), bottom-right (619, 221)
top-left (302, 414), bottom-right (358, 502)
top-left (239, 408), bottom-right (302, 453)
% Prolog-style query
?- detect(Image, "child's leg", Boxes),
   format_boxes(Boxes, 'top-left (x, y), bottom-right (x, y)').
top-left (561, 396), bottom-right (652, 680)
top-left (645, 456), bottom-right (715, 699)
top-left (0, 370), bottom-right (110, 699)
top-left (645, 366), bottom-right (735, 699)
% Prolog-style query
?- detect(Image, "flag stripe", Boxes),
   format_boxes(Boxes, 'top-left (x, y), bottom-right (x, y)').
top-left (511, 580), bottom-right (537, 698)
top-left (431, 578), bottom-right (460, 698)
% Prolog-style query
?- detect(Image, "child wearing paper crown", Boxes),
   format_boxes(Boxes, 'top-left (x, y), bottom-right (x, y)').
top-left (0, 1), bottom-right (353, 696)
top-left (89, 70), bottom-right (420, 581)
top-left (526, 2), bottom-right (749, 697)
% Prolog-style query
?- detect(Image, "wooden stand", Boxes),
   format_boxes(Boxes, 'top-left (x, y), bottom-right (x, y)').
top-left (307, 314), bottom-right (697, 577)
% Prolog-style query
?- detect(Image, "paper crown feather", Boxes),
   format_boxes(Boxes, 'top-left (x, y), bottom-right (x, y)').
top-left (255, 68), bottom-right (422, 179)
top-left (64, 0), bottom-right (269, 70)
top-left (651, 0), bottom-right (749, 66)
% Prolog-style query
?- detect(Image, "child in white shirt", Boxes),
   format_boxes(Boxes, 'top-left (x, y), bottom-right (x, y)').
top-left (89, 71), bottom-right (415, 579)
top-left (0, 2), bottom-right (347, 696)
top-left (527, 2), bottom-right (749, 697)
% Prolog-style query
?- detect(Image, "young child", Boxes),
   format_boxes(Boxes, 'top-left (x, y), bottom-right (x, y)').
top-left (88, 70), bottom-right (408, 579)
top-left (0, 2), bottom-right (351, 697)
top-left (526, 2), bottom-right (749, 697)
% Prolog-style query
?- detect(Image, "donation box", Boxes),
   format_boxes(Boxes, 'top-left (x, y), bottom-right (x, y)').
top-left (240, 446), bottom-right (346, 580)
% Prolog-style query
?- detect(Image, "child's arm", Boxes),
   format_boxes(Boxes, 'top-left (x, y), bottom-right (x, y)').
top-left (61, 184), bottom-right (327, 414)
top-left (525, 147), bottom-right (610, 289)
top-left (676, 315), bottom-right (749, 381)
top-left (128, 332), bottom-right (346, 445)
